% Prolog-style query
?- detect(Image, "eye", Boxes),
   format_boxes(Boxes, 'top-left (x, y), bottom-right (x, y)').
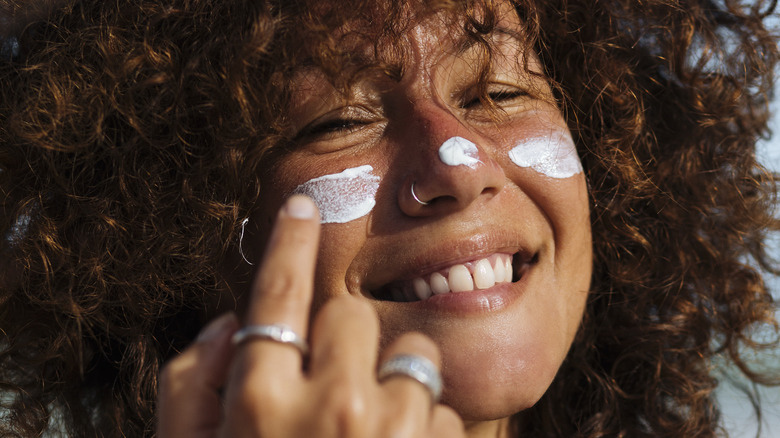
top-left (295, 107), bottom-right (377, 141)
top-left (488, 88), bottom-right (528, 103)
top-left (303, 118), bottom-right (368, 137)
top-left (460, 85), bottom-right (529, 110)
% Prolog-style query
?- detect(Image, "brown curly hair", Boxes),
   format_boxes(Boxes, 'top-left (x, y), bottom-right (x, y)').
top-left (1, 0), bottom-right (778, 436)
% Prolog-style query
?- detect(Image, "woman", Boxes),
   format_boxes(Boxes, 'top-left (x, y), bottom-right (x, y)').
top-left (1, 0), bottom-right (778, 436)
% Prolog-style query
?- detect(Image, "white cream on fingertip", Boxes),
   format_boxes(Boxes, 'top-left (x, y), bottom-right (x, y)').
top-left (292, 165), bottom-right (380, 224)
top-left (439, 136), bottom-right (480, 168)
top-left (508, 130), bottom-right (582, 179)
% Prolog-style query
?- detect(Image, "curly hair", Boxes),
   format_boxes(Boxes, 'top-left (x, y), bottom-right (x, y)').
top-left (0, 0), bottom-right (778, 436)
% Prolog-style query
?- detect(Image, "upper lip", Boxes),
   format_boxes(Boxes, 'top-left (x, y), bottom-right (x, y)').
top-left (354, 227), bottom-right (540, 298)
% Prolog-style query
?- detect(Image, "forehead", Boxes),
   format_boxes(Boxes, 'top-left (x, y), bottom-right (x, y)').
top-left (277, 0), bottom-right (547, 135)
top-left (285, 0), bottom-right (530, 81)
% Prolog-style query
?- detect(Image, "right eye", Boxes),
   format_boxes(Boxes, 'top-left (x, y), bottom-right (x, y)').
top-left (295, 106), bottom-right (377, 141)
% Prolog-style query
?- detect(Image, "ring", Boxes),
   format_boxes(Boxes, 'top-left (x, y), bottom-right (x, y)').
top-left (410, 182), bottom-right (429, 206)
top-left (377, 354), bottom-right (442, 403)
top-left (231, 324), bottom-right (309, 356)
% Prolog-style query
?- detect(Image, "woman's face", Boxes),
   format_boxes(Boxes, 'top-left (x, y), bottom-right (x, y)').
top-left (243, 2), bottom-right (592, 423)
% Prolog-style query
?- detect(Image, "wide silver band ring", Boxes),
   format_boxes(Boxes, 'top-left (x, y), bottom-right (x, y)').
top-left (377, 354), bottom-right (442, 403)
top-left (231, 324), bottom-right (309, 356)
top-left (410, 182), bottom-right (429, 206)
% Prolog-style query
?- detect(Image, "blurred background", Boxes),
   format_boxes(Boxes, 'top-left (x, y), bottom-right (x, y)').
top-left (717, 96), bottom-right (780, 437)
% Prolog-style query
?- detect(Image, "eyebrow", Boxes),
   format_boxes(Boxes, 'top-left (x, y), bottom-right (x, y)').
top-left (291, 25), bottom-right (530, 92)
top-left (453, 26), bottom-right (527, 56)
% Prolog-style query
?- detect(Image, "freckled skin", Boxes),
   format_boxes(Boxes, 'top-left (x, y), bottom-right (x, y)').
top-left (508, 130), bottom-right (583, 179)
top-left (233, 2), bottom-right (592, 433)
top-left (292, 165), bottom-right (380, 224)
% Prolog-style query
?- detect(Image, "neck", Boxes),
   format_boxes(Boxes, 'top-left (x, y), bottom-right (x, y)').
top-left (464, 417), bottom-right (511, 438)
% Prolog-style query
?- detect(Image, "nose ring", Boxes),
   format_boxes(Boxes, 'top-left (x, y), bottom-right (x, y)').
top-left (411, 182), bottom-right (429, 206)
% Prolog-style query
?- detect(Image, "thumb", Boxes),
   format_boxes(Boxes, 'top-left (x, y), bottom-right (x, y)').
top-left (157, 312), bottom-right (239, 438)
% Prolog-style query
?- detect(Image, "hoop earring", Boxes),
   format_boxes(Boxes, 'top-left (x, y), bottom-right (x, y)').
top-left (239, 218), bottom-right (254, 265)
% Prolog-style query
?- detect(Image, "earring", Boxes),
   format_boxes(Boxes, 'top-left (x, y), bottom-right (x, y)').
top-left (239, 218), bottom-right (253, 265)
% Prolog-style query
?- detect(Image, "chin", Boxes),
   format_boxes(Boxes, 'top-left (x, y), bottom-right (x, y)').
top-left (436, 327), bottom-right (564, 421)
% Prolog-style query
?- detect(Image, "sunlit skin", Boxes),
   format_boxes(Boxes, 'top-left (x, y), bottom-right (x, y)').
top-left (235, 4), bottom-right (592, 437)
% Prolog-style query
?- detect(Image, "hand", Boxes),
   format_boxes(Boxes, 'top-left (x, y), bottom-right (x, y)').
top-left (157, 195), bottom-right (465, 438)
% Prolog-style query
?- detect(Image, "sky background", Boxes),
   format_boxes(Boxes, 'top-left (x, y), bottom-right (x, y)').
top-left (717, 97), bottom-right (780, 437)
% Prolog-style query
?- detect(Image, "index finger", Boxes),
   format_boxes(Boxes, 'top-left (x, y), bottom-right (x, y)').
top-left (241, 195), bottom-right (320, 363)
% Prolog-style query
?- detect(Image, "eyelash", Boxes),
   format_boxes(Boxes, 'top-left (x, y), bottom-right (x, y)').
top-left (304, 119), bottom-right (367, 137)
top-left (297, 86), bottom-right (529, 140)
top-left (462, 88), bottom-right (528, 109)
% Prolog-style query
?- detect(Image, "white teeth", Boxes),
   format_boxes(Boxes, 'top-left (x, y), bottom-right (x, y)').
top-left (430, 272), bottom-right (450, 295)
top-left (413, 277), bottom-right (432, 300)
top-left (473, 259), bottom-right (495, 289)
top-left (492, 257), bottom-right (506, 284)
top-left (384, 253), bottom-right (518, 301)
top-left (449, 265), bottom-right (474, 292)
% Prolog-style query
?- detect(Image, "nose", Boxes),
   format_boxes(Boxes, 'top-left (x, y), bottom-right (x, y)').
top-left (396, 102), bottom-right (506, 217)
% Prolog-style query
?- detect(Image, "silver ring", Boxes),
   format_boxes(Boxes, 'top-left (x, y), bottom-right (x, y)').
top-left (231, 324), bottom-right (309, 356)
top-left (377, 354), bottom-right (442, 403)
top-left (410, 182), bottom-right (428, 206)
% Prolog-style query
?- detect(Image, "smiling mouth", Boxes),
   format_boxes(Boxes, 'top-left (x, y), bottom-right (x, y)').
top-left (368, 252), bottom-right (538, 302)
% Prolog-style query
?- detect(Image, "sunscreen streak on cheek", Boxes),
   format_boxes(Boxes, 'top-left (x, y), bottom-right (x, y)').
top-left (292, 165), bottom-right (381, 224)
top-left (439, 136), bottom-right (481, 168)
top-left (508, 130), bottom-right (582, 178)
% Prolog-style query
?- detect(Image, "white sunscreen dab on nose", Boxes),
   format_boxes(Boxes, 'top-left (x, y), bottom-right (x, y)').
top-left (439, 136), bottom-right (480, 168)
top-left (508, 131), bottom-right (582, 179)
top-left (293, 165), bottom-right (380, 224)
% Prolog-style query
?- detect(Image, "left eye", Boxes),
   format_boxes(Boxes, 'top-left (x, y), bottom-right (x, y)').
top-left (303, 118), bottom-right (368, 137)
top-left (461, 86), bottom-right (528, 109)
top-left (488, 88), bottom-right (528, 102)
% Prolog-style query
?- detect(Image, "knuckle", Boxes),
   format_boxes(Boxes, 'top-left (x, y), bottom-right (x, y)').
top-left (319, 383), bottom-right (371, 437)
top-left (157, 365), bottom-right (175, 396)
top-left (431, 406), bottom-right (466, 436)
top-left (157, 353), bottom-right (194, 394)
top-left (388, 331), bottom-right (441, 365)
top-left (235, 366), bottom-right (289, 404)
top-left (255, 273), bottom-right (309, 307)
top-left (377, 414), bottom-right (416, 438)
top-left (257, 270), bottom-right (296, 296)
top-left (275, 221), bottom-right (317, 248)
top-left (225, 379), bottom-right (277, 424)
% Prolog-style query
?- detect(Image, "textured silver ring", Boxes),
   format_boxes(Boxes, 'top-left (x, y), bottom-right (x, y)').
top-left (231, 324), bottom-right (309, 356)
top-left (410, 182), bottom-right (429, 206)
top-left (377, 354), bottom-right (442, 403)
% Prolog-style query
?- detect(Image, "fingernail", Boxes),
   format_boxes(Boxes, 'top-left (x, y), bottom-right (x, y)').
top-left (284, 195), bottom-right (316, 219)
top-left (196, 312), bottom-right (238, 343)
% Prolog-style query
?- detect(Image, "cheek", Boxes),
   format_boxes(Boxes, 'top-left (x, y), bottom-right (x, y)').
top-left (309, 222), bottom-right (368, 313)
top-left (293, 165), bottom-right (380, 224)
top-left (507, 130), bottom-right (583, 180)
top-left (544, 175), bottom-right (592, 343)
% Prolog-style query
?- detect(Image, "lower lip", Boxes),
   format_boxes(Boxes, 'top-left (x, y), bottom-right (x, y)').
top-left (407, 268), bottom-right (531, 316)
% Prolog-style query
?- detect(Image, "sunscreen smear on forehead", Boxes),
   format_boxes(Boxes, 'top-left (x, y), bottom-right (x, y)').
top-left (439, 136), bottom-right (480, 168)
top-left (292, 165), bottom-right (380, 224)
top-left (508, 130), bottom-right (582, 179)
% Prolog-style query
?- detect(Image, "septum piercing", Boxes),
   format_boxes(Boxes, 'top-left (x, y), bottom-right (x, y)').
top-left (239, 217), bottom-right (254, 265)
top-left (410, 182), bottom-right (429, 206)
